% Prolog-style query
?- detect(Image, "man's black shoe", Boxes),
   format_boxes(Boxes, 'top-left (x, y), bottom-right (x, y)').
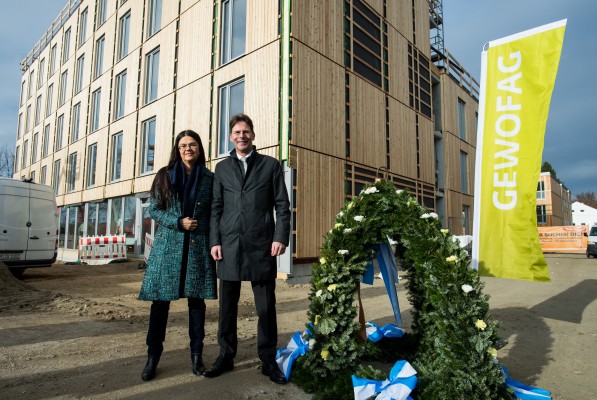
top-left (191, 353), bottom-right (205, 375)
top-left (141, 357), bottom-right (160, 381)
top-left (202, 358), bottom-right (234, 378)
top-left (261, 362), bottom-right (287, 384)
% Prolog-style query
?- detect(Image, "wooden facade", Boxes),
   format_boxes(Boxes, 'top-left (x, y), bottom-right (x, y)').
top-left (15, 0), bottom-right (480, 267)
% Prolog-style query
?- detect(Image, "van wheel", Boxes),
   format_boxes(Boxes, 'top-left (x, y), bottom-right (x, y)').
top-left (9, 268), bottom-right (26, 279)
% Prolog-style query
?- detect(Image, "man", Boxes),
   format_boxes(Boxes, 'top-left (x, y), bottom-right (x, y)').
top-left (204, 113), bottom-right (291, 384)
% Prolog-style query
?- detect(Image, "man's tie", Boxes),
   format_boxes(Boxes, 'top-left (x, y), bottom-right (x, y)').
top-left (240, 156), bottom-right (248, 177)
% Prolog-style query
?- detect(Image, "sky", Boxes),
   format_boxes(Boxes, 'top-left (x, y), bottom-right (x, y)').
top-left (1, 1), bottom-right (595, 196)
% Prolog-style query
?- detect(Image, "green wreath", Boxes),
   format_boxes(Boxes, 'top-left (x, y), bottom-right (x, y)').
top-left (293, 179), bottom-right (513, 399)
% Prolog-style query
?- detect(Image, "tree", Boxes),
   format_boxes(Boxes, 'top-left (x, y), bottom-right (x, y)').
top-left (0, 144), bottom-right (15, 177)
top-left (576, 192), bottom-right (597, 209)
top-left (541, 161), bottom-right (558, 181)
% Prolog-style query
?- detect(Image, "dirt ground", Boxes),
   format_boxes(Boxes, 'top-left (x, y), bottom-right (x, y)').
top-left (1, 254), bottom-right (596, 400)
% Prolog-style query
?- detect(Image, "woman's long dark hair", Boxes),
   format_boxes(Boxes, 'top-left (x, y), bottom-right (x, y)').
top-left (150, 130), bottom-right (206, 209)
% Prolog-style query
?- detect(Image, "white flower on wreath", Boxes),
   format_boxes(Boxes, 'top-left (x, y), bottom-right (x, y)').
top-left (315, 289), bottom-right (323, 297)
top-left (354, 215), bottom-right (365, 222)
top-left (446, 255), bottom-right (459, 263)
top-left (338, 249), bottom-right (349, 255)
top-left (309, 339), bottom-right (316, 349)
top-left (337, 211), bottom-right (344, 218)
top-left (461, 284), bottom-right (473, 293)
top-left (343, 228), bottom-right (353, 234)
top-left (396, 190), bottom-right (403, 195)
top-left (363, 186), bottom-right (379, 194)
top-left (421, 212), bottom-right (438, 219)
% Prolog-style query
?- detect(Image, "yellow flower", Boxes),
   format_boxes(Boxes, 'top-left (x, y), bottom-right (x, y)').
top-left (475, 319), bottom-right (487, 330)
top-left (488, 347), bottom-right (497, 357)
top-left (314, 315), bottom-right (321, 325)
top-left (327, 284), bottom-right (338, 291)
top-left (321, 350), bottom-right (330, 360)
top-left (441, 229), bottom-right (450, 235)
top-left (334, 223), bottom-right (344, 229)
top-left (446, 255), bottom-right (459, 263)
top-left (320, 257), bottom-right (326, 265)
top-left (348, 202), bottom-right (354, 209)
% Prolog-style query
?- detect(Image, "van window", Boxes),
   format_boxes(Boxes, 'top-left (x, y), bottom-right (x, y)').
top-left (590, 227), bottom-right (597, 236)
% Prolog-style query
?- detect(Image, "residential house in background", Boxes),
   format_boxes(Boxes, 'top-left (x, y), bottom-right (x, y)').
top-left (536, 171), bottom-right (572, 226)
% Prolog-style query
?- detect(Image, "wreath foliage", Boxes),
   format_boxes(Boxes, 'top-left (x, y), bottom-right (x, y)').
top-left (293, 180), bottom-right (513, 399)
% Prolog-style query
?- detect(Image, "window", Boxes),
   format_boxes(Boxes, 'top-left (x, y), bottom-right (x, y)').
top-left (91, 89), bottom-right (101, 132)
top-left (46, 84), bottom-right (54, 117)
top-left (22, 140), bottom-right (28, 169)
top-left (78, 8), bottom-right (88, 46)
top-left (49, 45), bottom-right (57, 76)
top-left (147, 0), bottom-right (162, 38)
top-left (94, 36), bottom-right (105, 79)
top-left (37, 58), bottom-right (46, 88)
top-left (53, 159), bottom-right (61, 194)
top-left (41, 165), bottom-right (47, 184)
top-left (20, 81), bottom-right (26, 105)
top-left (117, 11), bottom-right (131, 60)
top-left (407, 45), bottom-right (432, 117)
top-left (218, 78), bottom-right (244, 155)
top-left (141, 117), bottom-right (156, 174)
top-left (56, 114), bottom-right (64, 150)
top-left (87, 143), bottom-right (97, 187)
top-left (30, 171), bottom-right (36, 182)
top-left (144, 48), bottom-right (160, 104)
top-left (59, 70), bottom-right (68, 106)
top-left (28, 69), bottom-right (35, 98)
top-left (537, 205), bottom-right (547, 224)
top-left (62, 28), bottom-right (71, 64)
top-left (458, 98), bottom-right (466, 140)
top-left (34, 95), bottom-right (42, 126)
top-left (42, 124), bottom-right (50, 157)
top-left (111, 132), bottom-right (123, 181)
top-left (71, 103), bottom-right (81, 142)
top-left (17, 113), bottom-right (22, 139)
top-left (114, 70), bottom-right (126, 119)
top-left (97, 0), bottom-right (107, 26)
top-left (75, 55), bottom-right (85, 93)
top-left (25, 105), bottom-right (31, 132)
top-left (14, 146), bottom-right (20, 172)
top-left (220, 0), bottom-right (246, 64)
top-left (460, 151), bottom-right (468, 194)
top-left (32, 132), bottom-right (39, 163)
top-left (68, 152), bottom-right (77, 192)
top-left (536, 181), bottom-right (546, 200)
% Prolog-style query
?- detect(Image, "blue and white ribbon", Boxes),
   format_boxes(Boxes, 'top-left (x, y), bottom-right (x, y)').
top-left (352, 360), bottom-right (417, 400)
top-left (366, 321), bottom-right (406, 342)
top-left (275, 331), bottom-right (310, 382)
top-left (502, 366), bottom-right (551, 399)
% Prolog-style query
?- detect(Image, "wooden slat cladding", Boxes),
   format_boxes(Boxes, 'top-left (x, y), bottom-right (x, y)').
top-left (413, 0), bottom-right (431, 57)
top-left (441, 73), bottom-right (479, 142)
top-left (291, 42), bottom-right (344, 158)
top-left (388, 26), bottom-right (409, 105)
top-left (177, 1), bottom-right (213, 88)
top-left (292, 0), bottom-right (344, 66)
top-left (388, 98), bottom-right (417, 178)
top-left (246, 0), bottom-right (279, 52)
top-left (349, 74), bottom-right (385, 167)
top-left (174, 75), bottom-right (211, 147)
top-left (417, 114), bottom-right (434, 184)
top-left (385, 0), bottom-right (412, 40)
top-left (293, 147), bottom-right (344, 258)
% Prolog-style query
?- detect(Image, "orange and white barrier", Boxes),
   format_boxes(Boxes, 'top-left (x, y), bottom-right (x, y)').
top-left (79, 235), bottom-right (127, 264)
top-left (144, 233), bottom-right (154, 263)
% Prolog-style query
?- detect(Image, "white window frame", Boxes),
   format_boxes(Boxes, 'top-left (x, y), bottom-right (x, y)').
top-left (43, 124), bottom-right (50, 158)
top-left (68, 152), bottom-right (77, 192)
top-left (34, 95), bottom-right (42, 126)
top-left (32, 132), bottom-right (39, 163)
top-left (62, 28), bottom-right (71, 64)
top-left (91, 89), bottom-right (101, 132)
top-left (144, 48), bottom-right (160, 104)
top-left (111, 131), bottom-right (123, 181)
top-left (25, 105), bottom-right (31, 132)
top-left (15, 146), bottom-right (20, 172)
top-left (114, 70), bottom-right (127, 120)
top-left (53, 159), bottom-right (61, 193)
top-left (140, 117), bottom-right (156, 174)
top-left (41, 165), bottom-right (47, 185)
top-left (22, 140), bottom-right (28, 169)
top-left (28, 69), bottom-right (35, 98)
top-left (59, 70), bottom-right (68, 106)
top-left (147, 0), bottom-right (162, 38)
top-left (75, 55), bottom-right (85, 93)
top-left (78, 8), bottom-right (88, 47)
top-left (37, 58), bottom-right (46, 88)
top-left (94, 35), bottom-right (105, 79)
top-left (46, 84), bottom-right (54, 117)
top-left (72, 103), bottom-right (81, 142)
top-left (220, 0), bottom-right (247, 65)
top-left (87, 143), bottom-right (97, 188)
top-left (97, 0), bottom-right (107, 26)
top-left (49, 45), bottom-right (57, 76)
top-left (218, 78), bottom-right (245, 155)
top-left (17, 113), bottom-right (22, 139)
top-left (56, 114), bottom-right (64, 151)
top-left (117, 11), bottom-right (131, 61)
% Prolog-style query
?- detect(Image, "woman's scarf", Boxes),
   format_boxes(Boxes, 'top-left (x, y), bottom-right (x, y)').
top-left (170, 160), bottom-right (202, 218)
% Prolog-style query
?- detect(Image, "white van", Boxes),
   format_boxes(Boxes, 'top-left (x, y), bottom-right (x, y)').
top-left (0, 178), bottom-right (58, 277)
top-left (586, 224), bottom-right (597, 259)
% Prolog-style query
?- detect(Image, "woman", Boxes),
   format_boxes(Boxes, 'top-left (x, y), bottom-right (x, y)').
top-left (138, 130), bottom-right (216, 381)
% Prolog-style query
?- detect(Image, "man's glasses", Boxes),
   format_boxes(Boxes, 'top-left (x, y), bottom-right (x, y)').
top-left (231, 130), bottom-right (252, 137)
top-left (178, 143), bottom-right (198, 150)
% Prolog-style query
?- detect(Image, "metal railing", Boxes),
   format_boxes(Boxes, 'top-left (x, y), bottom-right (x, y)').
top-left (20, 0), bottom-right (81, 72)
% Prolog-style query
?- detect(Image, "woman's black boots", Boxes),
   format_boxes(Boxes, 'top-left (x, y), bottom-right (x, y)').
top-left (191, 353), bottom-right (205, 375)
